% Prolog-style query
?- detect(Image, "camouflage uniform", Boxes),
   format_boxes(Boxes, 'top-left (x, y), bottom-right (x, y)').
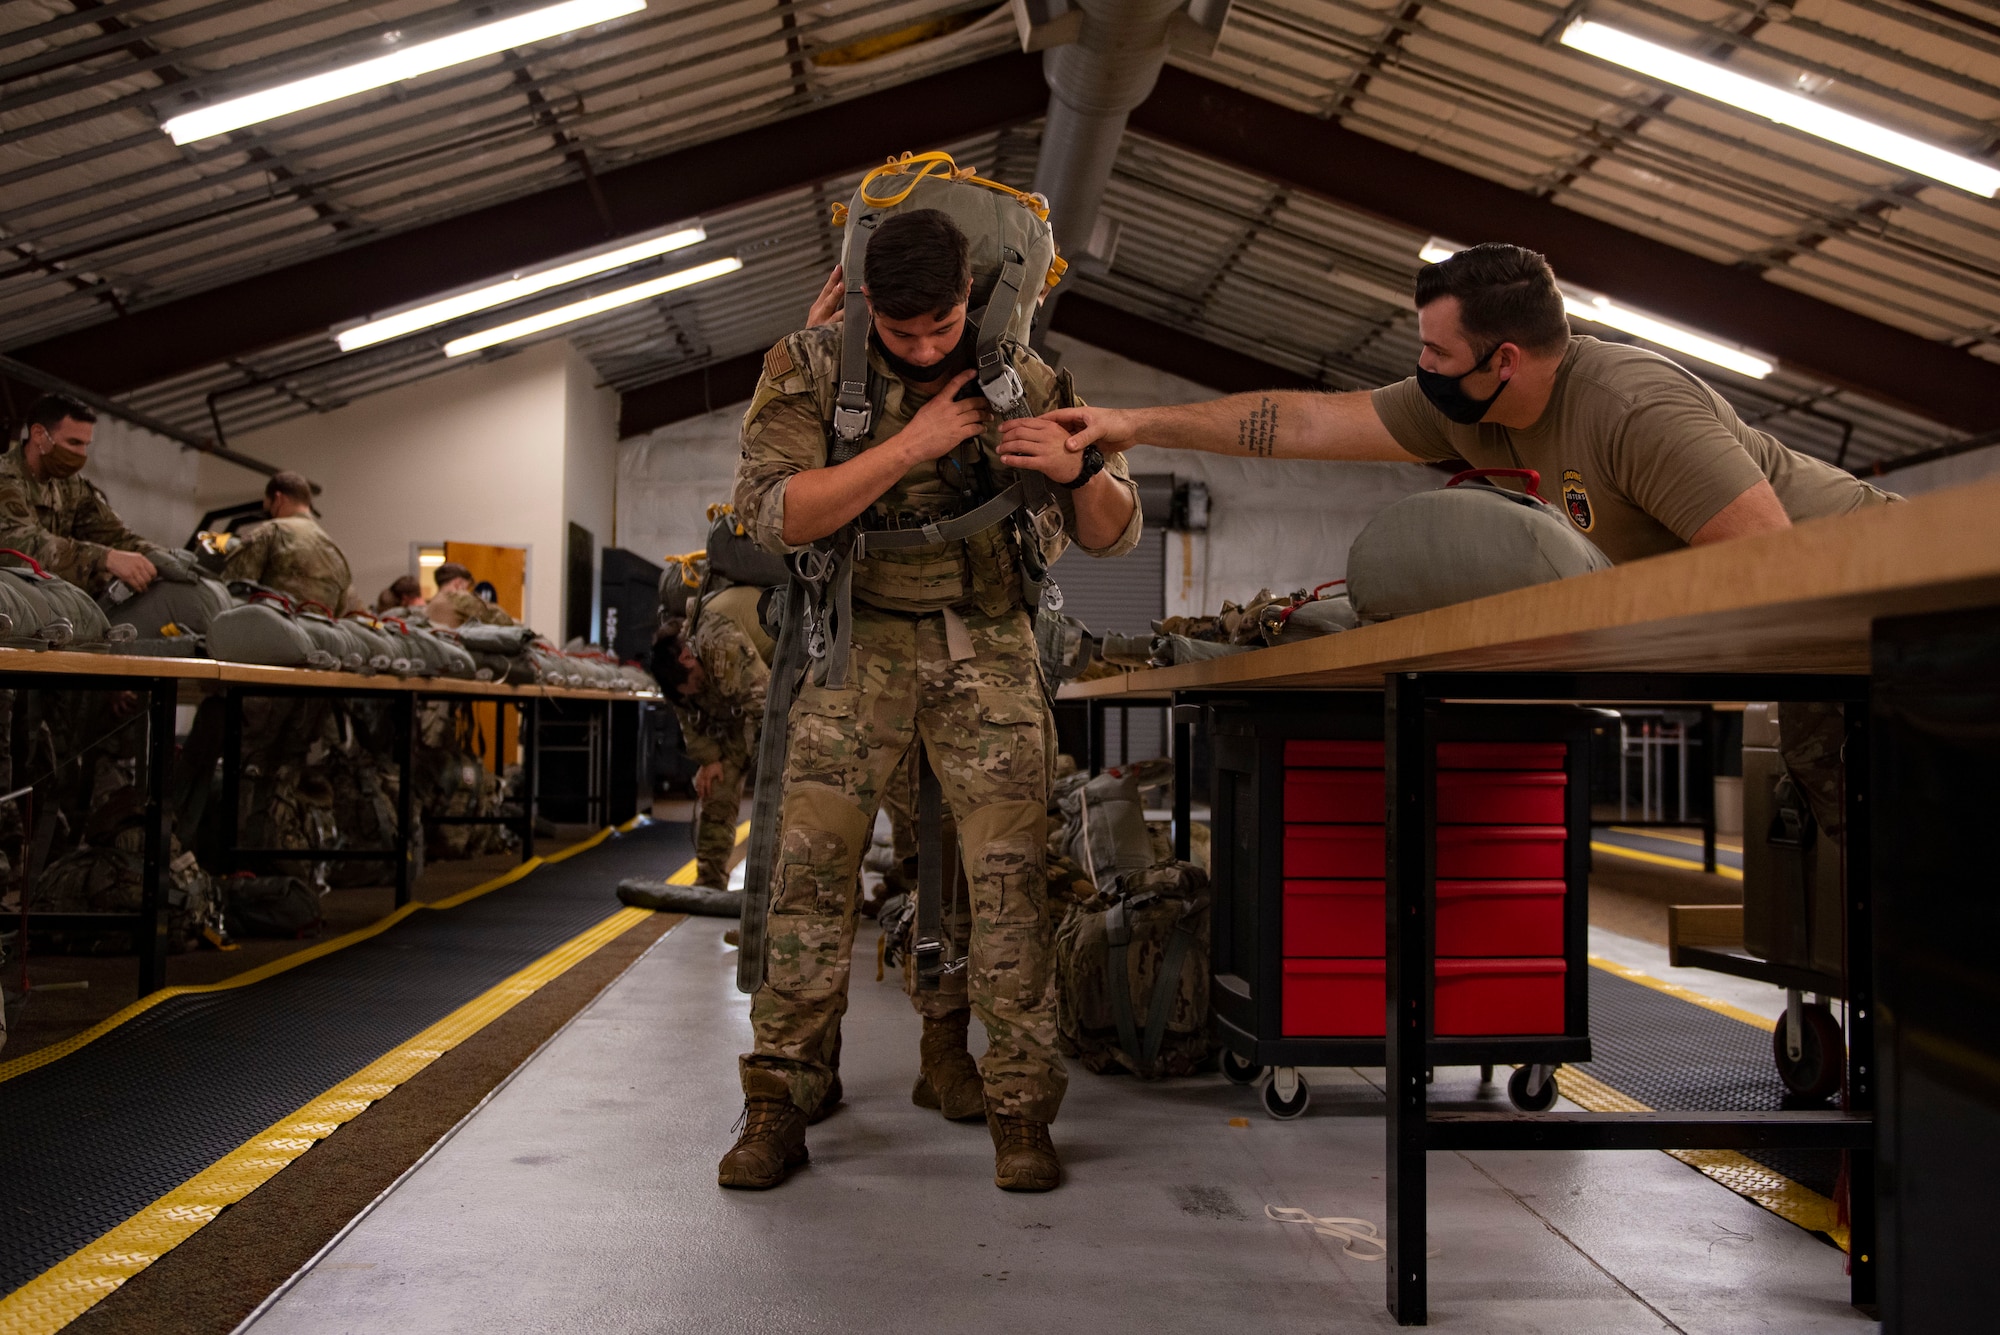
top-left (732, 325), bottom-right (1142, 1121)
top-left (426, 587), bottom-right (515, 628)
top-left (0, 444), bottom-right (166, 596)
top-left (222, 514), bottom-right (355, 613)
top-left (675, 591), bottom-right (771, 888)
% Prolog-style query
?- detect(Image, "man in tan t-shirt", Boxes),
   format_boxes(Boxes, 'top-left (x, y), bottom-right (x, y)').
top-left (1017, 242), bottom-right (1895, 563)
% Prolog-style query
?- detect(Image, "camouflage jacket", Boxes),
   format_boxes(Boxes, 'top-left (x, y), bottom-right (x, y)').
top-left (0, 445), bottom-right (165, 595)
top-left (731, 326), bottom-right (1142, 614)
top-left (222, 515), bottom-right (354, 613)
top-left (674, 609), bottom-right (769, 767)
top-left (426, 587), bottom-right (515, 629)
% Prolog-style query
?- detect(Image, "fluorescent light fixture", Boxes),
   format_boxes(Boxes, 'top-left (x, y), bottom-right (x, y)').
top-left (163, 0), bottom-right (646, 144)
top-left (1418, 237), bottom-right (1462, 265)
top-left (1414, 239), bottom-right (1771, 377)
top-left (336, 225), bottom-right (704, 351)
top-left (443, 257), bottom-right (742, 356)
top-left (1564, 292), bottom-right (1773, 378)
top-left (1561, 19), bottom-right (2000, 197)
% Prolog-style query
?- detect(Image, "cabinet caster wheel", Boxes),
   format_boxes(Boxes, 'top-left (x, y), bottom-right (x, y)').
top-left (1221, 1051), bottom-right (1264, 1087)
top-left (1508, 1064), bottom-right (1559, 1112)
top-left (1772, 1003), bottom-right (1844, 1100)
top-left (1262, 1067), bottom-right (1310, 1120)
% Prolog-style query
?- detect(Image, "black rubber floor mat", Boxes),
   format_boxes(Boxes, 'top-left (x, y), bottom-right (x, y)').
top-left (0, 821), bottom-right (691, 1299)
top-left (1578, 967), bottom-right (1839, 1200)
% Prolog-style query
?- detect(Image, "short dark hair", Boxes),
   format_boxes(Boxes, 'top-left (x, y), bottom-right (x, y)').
top-left (1414, 243), bottom-right (1569, 354)
top-left (864, 209), bottom-right (972, 320)
top-left (650, 631), bottom-right (692, 696)
top-left (434, 561), bottom-right (473, 586)
top-left (24, 393), bottom-right (95, 438)
top-left (265, 470), bottom-right (314, 504)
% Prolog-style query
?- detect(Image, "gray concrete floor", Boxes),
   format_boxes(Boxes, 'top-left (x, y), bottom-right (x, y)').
top-left (249, 921), bottom-right (1875, 1334)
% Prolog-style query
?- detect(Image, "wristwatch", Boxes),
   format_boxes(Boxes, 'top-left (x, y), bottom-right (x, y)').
top-left (1059, 444), bottom-right (1106, 491)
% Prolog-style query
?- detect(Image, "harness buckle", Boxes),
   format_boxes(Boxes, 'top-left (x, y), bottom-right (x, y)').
top-left (832, 395), bottom-right (872, 443)
top-left (979, 365), bottom-right (1027, 415)
top-left (1030, 502), bottom-right (1065, 545)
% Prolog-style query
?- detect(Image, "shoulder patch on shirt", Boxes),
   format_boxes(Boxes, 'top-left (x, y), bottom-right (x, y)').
top-left (764, 341), bottom-right (795, 381)
top-left (1560, 469), bottom-right (1594, 533)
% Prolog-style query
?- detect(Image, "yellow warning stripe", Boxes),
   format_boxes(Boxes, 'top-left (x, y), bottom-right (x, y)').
top-left (1592, 838), bottom-right (1744, 881)
top-left (1554, 1066), bottom-right (1848, 1251)
top-left (1606, 826), bottom-right (1743, 854)
top-left (1588, 954), bottom-right (1774, 1031)
top-left (0, 903), bottom-right (658, 1335)
top-left (0, 820), bottom-right (643, 1085)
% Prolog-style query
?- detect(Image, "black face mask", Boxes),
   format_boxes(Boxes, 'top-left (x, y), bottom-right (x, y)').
top-left (870, 318), bottom-right (976, 386)
top-left (1415, 342), bottom-right (1508, 425)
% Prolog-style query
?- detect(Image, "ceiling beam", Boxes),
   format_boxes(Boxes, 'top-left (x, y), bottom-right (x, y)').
top-left (614, 295), bottom-right (1312, 438)
top-left (1132, 66), bottom-right (2000, 433)
top-left (8, 53), bottom-right (1048, 397)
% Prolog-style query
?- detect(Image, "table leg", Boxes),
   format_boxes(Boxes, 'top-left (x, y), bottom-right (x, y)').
top-left (1171, 702), bottom-right (1194, 862)
top-left (1843, 691), bottom-right (1876, 1308)
top-left (1087, 700), bottom-right (1104, 776)
top-left (395, 692), bottom-right (417, 908)
top-left (1386, 673), bottom-right (1435, 1325)
top-left (1702, 707), bottom-right (1719, 874)
top-left (219, 687), bottom-right (242, 877)
top-left (136, 679), bottom-right (174, 996)
top-left (520, 697), bottom-right (539, 862)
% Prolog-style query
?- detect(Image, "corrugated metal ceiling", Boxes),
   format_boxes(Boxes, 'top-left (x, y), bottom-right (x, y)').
top-left (3, 0), bottom-right (1994, 468)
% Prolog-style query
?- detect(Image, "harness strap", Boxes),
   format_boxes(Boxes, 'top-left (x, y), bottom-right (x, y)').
top-left (853, 483), bottom-right (1027, 558)
top-left (1104, 900), bottom-right (1142, 1071)
top-left (735, 578), bottom-right (810, 995)
top-left (914, 747), bottom-right (946, 991)
top-left (832, 214), bottom-right (879, 449)
top-left (1141, 918), bottom-right (1195, 1072)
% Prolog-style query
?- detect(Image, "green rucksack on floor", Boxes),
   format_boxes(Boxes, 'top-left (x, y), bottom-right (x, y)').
top-left (1055, 861), bottom-right (1214, 1079)
top-left (223, 873), bottom-right (322, 937)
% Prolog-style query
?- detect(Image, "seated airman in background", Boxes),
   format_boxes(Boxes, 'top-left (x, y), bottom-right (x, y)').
top-left (426, 561), bottom-right (514, 628)
top-left (375, 574), bottom-right (423, 613)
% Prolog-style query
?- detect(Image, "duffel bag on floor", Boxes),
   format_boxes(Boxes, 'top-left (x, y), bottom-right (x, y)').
top-left (223, 873), bottom-right (322, 937)
top-left (1055, 861), bottom-right (1214, 1078)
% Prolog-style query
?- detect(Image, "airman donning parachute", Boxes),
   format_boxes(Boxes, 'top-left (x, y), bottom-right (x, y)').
top-left (735, 152), bottom-right (1077, 997)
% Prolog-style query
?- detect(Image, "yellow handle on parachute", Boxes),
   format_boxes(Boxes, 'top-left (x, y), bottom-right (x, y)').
top-left (858, 151), bottom-right (1051, 223)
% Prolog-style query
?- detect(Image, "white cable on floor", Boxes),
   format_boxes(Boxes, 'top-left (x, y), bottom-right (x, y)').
top-left (1265, 1205), bottom-right (1439, 1261)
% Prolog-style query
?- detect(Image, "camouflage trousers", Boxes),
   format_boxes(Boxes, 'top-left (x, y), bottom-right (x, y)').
top-left (694, 752), bottom-right (749, 889)
top-left (879, 748), bottom-right (970, 1021)
top-left (742, 604), bottom-right (1065, 1122)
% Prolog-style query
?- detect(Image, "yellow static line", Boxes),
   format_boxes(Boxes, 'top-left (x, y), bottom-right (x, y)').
top-left (1554, 1066), bottom-right (1848, 1252)
top-left (1591, 839), bottom-right (1744, 881)
top-left (0, 905), bottom-right (659, 1335)
top-left (0, 826), bottom-right (625, 1085)
top-left (1606, 825), bottom-right (1743, 854)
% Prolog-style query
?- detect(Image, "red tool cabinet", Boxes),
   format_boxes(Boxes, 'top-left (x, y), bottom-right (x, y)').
top-left (1204, 694), bottom-right (1593, 1116)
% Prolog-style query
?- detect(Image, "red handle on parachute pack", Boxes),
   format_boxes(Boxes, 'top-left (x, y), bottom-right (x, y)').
top-left (1279, 579), bottom-right (1347, 627)
top-left (1447, 467), bottom-right (1542, 499)
top-left (0, 548), bottom-right (52, 578)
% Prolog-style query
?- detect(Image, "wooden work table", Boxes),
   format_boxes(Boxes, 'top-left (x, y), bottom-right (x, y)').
top-left (1061, 476), bottom-right (2000, 698)
top-left (0, 648), bottom-right (658, 702)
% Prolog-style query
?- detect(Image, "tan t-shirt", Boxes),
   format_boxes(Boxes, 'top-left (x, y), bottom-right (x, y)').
top-left (1371, 336), bottom-right (1898, 563)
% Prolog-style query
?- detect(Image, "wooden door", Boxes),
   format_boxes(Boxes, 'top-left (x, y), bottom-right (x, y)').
top-left (444, 542), bottom-right (528, 771)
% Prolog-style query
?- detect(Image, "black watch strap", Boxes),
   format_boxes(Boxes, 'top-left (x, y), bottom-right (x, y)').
top-left (1059, 445), bottom-right (1105, 491)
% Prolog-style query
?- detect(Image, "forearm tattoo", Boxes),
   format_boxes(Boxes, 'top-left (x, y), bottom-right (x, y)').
top-left (1238, 396), bottom-right (1279, 457)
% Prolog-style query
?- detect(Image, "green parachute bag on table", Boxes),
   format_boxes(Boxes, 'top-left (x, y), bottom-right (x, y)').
top-left (99, 556), bottom-right (232, 641)
top-left (0, 548), bottom-right (116, 648)
top-left (295, 611), bottom-right (362, 672)
top-left (206, 596), bottom-right (328, 668)
top-left (339, 614), bottom-right (405, 675)
top-left (1346, 469), bottom-right (1612, 623)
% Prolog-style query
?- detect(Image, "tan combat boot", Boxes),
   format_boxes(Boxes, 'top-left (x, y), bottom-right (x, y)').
top-left (808, 1072), bottom-right (844, 1125)
top-left (717, 1070), bottom-right (808, 1190)
top-left (989, 1113), bottom-right (1061, 1192)
top-left (911, 1012), bottom-right (986, 1121)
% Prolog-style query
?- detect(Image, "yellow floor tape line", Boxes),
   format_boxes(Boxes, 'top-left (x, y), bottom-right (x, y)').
top-left (1591, 838), bottom-right (1744, 881)
top-left (1554, 1065), bottom-right (1849, 1252)
top-left (1605, 826), bottom-right (1743, 855)
top-left (0, 905), bottom-right (658, 1335)
top-left (1, 815), bottom-right (694, 1335)
top-left (1588, 954), bottom-right (1775, 1031)
top-left (0, 823), bottom-right (638, 1085)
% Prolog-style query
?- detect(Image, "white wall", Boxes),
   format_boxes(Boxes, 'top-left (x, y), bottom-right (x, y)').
top-left (617, 406), bottom-right (743, 566)
top-left (83, 417), bottom-right (209, 550)
top-left (1879, 442), bottom-right (2000, 496)
top-left (226, 340), bottom-right (573, 630)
